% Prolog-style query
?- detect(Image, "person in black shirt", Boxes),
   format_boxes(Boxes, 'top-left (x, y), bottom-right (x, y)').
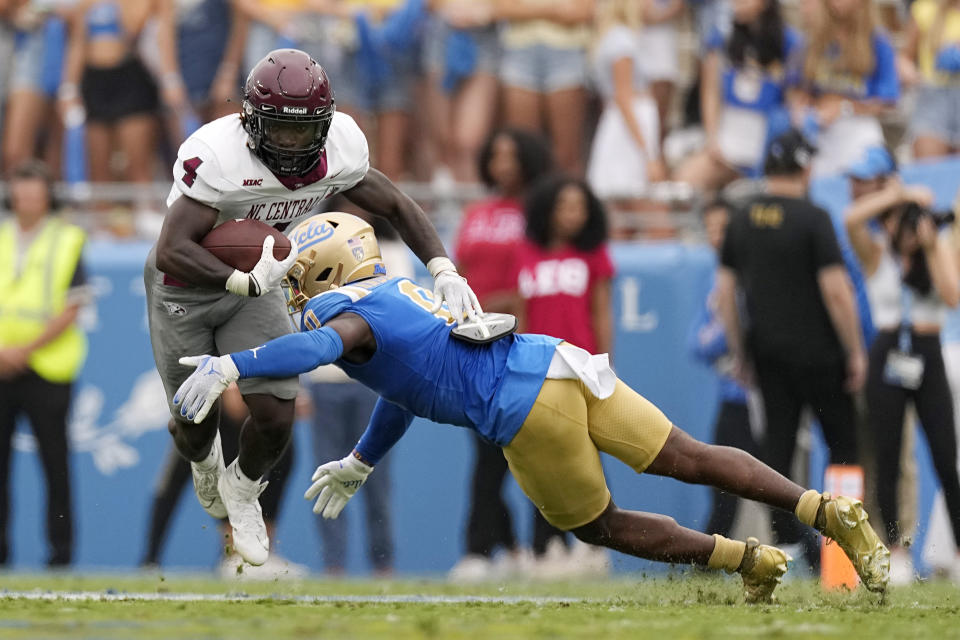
top-left (716, 129), bottom-right (866, 561)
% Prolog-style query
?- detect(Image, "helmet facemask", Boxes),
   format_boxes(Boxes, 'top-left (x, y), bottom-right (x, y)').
top-left (242, 100), bottom-right (335, 176)
top-left (282, 254), bottom-right (313, 315)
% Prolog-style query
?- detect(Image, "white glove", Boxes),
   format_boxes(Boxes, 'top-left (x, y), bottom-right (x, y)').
top-left (427, 257), bottom-right (483, 325)
top-left (173, 354), bottom-right (239, 423)
top-left (225, 235), bottom-right (299, 297)
top-left (304, 453), bottom-right (373, 519)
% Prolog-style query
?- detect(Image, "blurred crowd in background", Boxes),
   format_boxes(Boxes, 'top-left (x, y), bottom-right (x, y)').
top-left (0, 0), bottom-right (943, 238)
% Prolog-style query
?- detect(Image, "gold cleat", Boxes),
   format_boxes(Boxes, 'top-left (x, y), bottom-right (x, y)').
top-left (817, 493), bottom-right (890, 593)
top-left (739, 537), bottom-right (791, 604)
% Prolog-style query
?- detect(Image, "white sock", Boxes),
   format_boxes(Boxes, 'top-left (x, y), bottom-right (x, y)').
top-left (192, 435), bottom-right (221, 472)
top-left (229, 460), bottom-right (260, 489)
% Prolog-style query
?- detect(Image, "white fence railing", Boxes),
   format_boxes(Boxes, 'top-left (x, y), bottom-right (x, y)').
top-left (3, 180), bottom-right (715, 243)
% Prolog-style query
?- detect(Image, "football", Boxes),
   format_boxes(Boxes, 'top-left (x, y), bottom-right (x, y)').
top-left (200, 219), bottom-right (292, 272)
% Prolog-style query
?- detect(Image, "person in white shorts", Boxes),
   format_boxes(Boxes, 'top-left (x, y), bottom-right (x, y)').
top-left (587, 0), bottom-right (663, 201)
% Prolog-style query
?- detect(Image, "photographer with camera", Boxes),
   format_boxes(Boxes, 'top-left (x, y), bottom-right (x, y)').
top-left (844, 146), bottom-right (960, 584)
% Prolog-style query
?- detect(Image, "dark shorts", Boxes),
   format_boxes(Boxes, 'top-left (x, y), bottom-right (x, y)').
top-left (81, 56), bottom-right (159, 123)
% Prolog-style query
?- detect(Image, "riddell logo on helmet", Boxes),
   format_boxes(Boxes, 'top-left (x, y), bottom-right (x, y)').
top-left (282, 106), bottom-right (308, 115)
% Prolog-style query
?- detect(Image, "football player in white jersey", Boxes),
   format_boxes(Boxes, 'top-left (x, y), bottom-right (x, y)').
top-left (144, 48), bottom-right (481, 567)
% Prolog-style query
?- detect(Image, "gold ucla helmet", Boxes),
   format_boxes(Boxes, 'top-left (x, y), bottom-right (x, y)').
top-left (283, 212), bottom-right (385, 313)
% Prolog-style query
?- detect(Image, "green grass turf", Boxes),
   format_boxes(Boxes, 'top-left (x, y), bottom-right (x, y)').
top-left (0, 573), bottom-right (958, 639)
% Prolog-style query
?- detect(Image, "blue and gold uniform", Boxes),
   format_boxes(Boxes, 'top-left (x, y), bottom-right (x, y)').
top-left (231, 275), bottom-right (673, 530)
top-left (300, 275), bottom-right (561, 447)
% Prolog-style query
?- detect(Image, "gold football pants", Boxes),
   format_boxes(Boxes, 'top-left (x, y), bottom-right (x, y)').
top-left (502, 378), bottom-right (674, 530)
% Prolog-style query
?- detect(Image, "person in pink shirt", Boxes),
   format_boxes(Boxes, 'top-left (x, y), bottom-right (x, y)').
top-left (516, 175), bottom-right (614, 356)
top-left (448, 127), bottom-right (552, 581)
top-left (512, 174), bottom-right (615, 573)
top-left (454, 128), bottom-right (553, 314)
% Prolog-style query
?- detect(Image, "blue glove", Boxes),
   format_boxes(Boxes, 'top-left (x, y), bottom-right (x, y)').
top-left (173, 354), bottom-right (239, 423)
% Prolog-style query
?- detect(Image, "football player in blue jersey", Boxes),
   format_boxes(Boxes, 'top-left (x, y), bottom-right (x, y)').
top-left (174, 212), bottom-right (890, 601)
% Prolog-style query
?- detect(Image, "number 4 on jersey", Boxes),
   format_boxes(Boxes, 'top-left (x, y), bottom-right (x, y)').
top-left (181, 157), bottom-right (204, 187)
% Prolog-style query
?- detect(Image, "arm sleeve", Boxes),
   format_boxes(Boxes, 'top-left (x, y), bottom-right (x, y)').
top-left (231, 326), bottom-right (344, 379)
top-left (355, 397), bottom-right (415, 465)
top-left (811, 206), bottom-right (844, 269)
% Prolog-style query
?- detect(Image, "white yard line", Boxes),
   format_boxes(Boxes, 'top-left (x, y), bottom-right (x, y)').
top-left (0, 591), bottom-right (590, 605)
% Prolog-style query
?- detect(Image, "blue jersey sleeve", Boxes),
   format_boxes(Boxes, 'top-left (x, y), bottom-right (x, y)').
top-left (866, 32), bottom-right (899, 102)
top-left (231, 326), bottom-right (345, 378)
top-left (355, 397), bottom-right (415, 465)
top-left (301, 290), bottom-right (353, 331)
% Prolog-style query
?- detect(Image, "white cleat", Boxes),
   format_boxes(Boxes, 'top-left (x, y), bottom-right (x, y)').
top-left (219, 460), bottom-right (269, 566)
top-left (190, 431), bottom-right (226, 519)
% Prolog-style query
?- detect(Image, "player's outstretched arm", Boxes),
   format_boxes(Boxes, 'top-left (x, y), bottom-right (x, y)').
top-left (354, 398), bottom-right (415, 467)
top-left (174, 314), bottom-right (372, 423)
top-left (343, 168), bottom-right (446, 264)
top-left (344, 168), bottom-right (484, 323)
top-left (305, 399), bottom-right (414, 519)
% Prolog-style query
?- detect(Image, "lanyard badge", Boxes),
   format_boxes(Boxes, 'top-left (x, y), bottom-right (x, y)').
top-left (882, 286), bottom-right (925, 390)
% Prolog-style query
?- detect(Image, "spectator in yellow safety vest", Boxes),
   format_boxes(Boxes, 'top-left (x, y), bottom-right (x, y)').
top-left (0, 160), bottom-right (90, 568)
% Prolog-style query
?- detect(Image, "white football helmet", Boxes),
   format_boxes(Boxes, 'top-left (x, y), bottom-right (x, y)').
top-left (283, 212), bottom-right (385, 313)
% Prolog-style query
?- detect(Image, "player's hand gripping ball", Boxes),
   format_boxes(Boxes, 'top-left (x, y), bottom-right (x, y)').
top-left (203, 219), bottom-right (298, 296)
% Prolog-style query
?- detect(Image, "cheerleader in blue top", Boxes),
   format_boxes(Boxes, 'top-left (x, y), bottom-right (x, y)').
top-left (796, 0), bottom-right (899, 177)
top-left (674, 0), bottom-right (801, 191)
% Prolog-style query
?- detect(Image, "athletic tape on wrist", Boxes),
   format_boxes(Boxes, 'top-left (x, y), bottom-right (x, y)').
top-left (226, 269), bottom-right (253, 296)
top-left (427, 257), bottom-right (457, 279)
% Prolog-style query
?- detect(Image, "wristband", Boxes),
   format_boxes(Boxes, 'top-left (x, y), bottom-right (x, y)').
top-left (226, 269), bottom-right (253, 296)
top-left (427, 257), bottom-right (457, 278)
top-left (352, 449), bottom-right (374, 468)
